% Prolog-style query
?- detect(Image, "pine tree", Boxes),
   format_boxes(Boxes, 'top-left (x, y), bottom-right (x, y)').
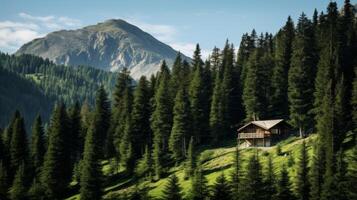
top-left (210, 66), bottom-right (223, 143)
top-left (0, 161), bottom-right (9, 199)
top-left (131, 76), bottom-right (152, 158)
top-left (288, 13), bottom-right (316, 137)
top-left (41, 103), bottom-right (71, 199)
top-left (271, 16), bottom-right (294, 118)
top-left (185, 137), bottom-right (195, 179)
top-left (30, 115), bottom-right (45, 178)
top-left (190, 166), bottom-right (209, 200)
top-left (80, 101), bottom-right (91, 157)
top-left (240, 30), bottom-right (257, 85)
top-left (333, 150), bottom-right (348, 200)
top-left (295, 140), bottom-right (310, 200)
top-left (264, 154), bottom-right (276, 200)
top-left (274, 165), bottom-right (294, 200)
top-left (10, 116), bottom-right (28, 176)
top-left (151, 61), bottom-right (172, 179)
top-left (95, 85), bottom-right (111, 158)
top-left (161, 174), bottom-right (182, 200)
top-left (309, 141), bottom-right (325, 200)
top-left (9, 163), bottom-right (27, 200)
top-left (230, 146), bottom-right (241, 200)
top-left (68, 102), bottom-right (81, 162)
top-left (170, 53), bottom-right (183, 97)
top-left (189, 47), bottom-right (209, 143)
top-left (241, 154), bottom-right (264, 200)
top-left (211, 173), bottom-right (231, 200)
top-left (347, 139), bottom-right (357, 199)
top-left (169, 87), bottom-right (191, 161)
top-left (137, 145), bottom-right (153, 181)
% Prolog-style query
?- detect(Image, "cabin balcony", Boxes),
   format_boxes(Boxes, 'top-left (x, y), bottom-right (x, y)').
top-left (238, 132), bottom-right (266, 139)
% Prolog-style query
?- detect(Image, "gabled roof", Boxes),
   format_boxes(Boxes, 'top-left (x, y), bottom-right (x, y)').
top-left (237, 119), bottom-right (285, 132)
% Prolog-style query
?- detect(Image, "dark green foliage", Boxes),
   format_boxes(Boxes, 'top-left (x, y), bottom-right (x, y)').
top-left (68, 102), bottom-right (82, 162)
top-left (135, 145), bottom-right (153, 180)
top-left (241, 154), bottom-right (265, 200)
top-left (274, 165), bottom-right (294, 200)
top-left (169, 87), bottom-right (191, 161)
top-left (0, 161), bottom-right (9, 199)
top-left (333, 150), bottom-right (348, 200)
top-left (264, 155), bottom-right (276, 200)
top-left (211, 173), bottom-right (231, 200)
top-left (131, 76), bottom-right (152, 158)
top-left (288, 13), bottom-right (316, 137)
top-left (161, 174), bottom-right (182, 200)
top-left (185, 137), bottom-right (195, 179)
top-left (271, 16), bottom-right (294, 118)
top-left (190, 166), bottom-right (209, 200)
top-left (41, 103), bottom-right (71, 199)
top-left (10, 116), bottom-right (28, 176)
top-left (309, 141), bottom-right (325, 200)
top-left (189, 46), bottom-right (210, 143)
top-left (209, 69), bottom-right (223, 143)
top-left (95, 86), bottom-right (111, 158)
top-left (151, 61), bottom-right (172, 178)
top-left (230, 147), bottom-right (241, 200)
top-left (295, 141), bottom-right (310, 200)
top-left (30, 115), bottom-right (45, 178)
top-left (347, 140), bottom-right (357, 199)
top-left (9, 163), bottom-right (27, 200)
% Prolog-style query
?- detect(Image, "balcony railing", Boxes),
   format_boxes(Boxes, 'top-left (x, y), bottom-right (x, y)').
top-left (238, 132), bottom-right (265, 139)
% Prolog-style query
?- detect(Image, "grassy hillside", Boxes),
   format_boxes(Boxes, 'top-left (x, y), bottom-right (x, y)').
top-left (66, 133), bottom-right (357, 200)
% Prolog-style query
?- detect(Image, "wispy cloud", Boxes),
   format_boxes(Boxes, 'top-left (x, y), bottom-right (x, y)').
top-left (125, 18), bottom-right (209, 59)
top-left (0, 13), bottom-right (81, 53)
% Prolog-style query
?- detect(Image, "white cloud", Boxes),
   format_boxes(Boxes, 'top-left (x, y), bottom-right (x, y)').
top-left (0, 13), bottom-right (81, 53)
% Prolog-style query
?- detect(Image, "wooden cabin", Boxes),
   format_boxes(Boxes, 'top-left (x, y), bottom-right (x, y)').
top-left (237, 119), bottom-right (291, 147)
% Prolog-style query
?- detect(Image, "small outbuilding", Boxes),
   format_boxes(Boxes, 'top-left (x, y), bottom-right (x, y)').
top-left (237, 119), bottom-right (291, 147)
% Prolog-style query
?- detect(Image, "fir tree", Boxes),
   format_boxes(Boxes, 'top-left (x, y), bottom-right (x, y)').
top-left (274, 165), bottom-right (294, 200)
top-left (30, 115), bottom-right (45, 178)
top-left (95, 85), bottom-right (111, 158)
top-left (347, 139), bottom-right (357, 199)
top-left (209, 69), bottom-right (223, 143)
top-left (185, 137), bottom-right (195, 179)
top-left (271, 16), bottom-right (294, 118)
top-left (309, 141), bottom-right (325, 200)
top-left (169, 87), bottom-right (191, 161)
top-left (333, 150), bottom-right (348, 200)
top-left (230, 146), bottom-right (241, 200)
top-left (41, 103), bottom-right (71, 199)
top-left (161, 174), bottom-right (182, 200)
top-left (151, 61), bottom-right (172, 178)
top-left (264, 154), bottom-right (276, 200)
top-left (10, 116), bottom-right (28, 176)
top-left (211, 173), bottom-right (231, 200)
top-left (131, 76), bottom-right (152, 157)
top-left (190, 166), bottom-right (209, 200)
top-left (189, 48), bottom-right (209, 143)
top-left (295, 140), bottom-right (310, 200)
top-left (9, 163), bottom-right (27, 200)
top-left (288, 13), bottom-right (316, 137)
top-left (241, 154), bottom-right (264, 200)
top-left (68, 102), bottom-right (81, 162)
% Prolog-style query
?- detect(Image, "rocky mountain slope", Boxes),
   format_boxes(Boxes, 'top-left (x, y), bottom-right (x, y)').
top-left (16, 19), bottom-right (189, 79)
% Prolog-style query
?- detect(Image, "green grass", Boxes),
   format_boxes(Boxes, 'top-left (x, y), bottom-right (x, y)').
top-left (67, 134), bottom-right (327, 199)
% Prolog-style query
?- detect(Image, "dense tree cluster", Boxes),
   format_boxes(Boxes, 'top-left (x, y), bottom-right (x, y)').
top-left (0, 1), bottom-right (356, 199)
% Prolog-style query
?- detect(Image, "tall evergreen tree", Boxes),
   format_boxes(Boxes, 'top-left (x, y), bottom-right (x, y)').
top-left (131, 76), bottom-right (152, 157)
top-left (185, 137), bottom-right (195, 179)
top-left (9, 163), bottom-right (27, 200)
top-left (295, 140), bottom-right (310, 200)
top-left (190, 166), bottom-right (209, 200)
top-left (189, 45), bottom-right (210, 143)
top-left (68, 102), bottom-right (81, 162)
top-left (10, 115), bottom-right (28, 177)
top-left (151, 61), bottom-right (172, 178)
top-left (288, 13), bottom-right (316, 137)
top-left (95, 85), bottom-right (111, 158)
top-left (30, 115), bottom-right (45, 178)
top-left (209, 71), bottom-right (223, 143)
top-left (241, 154), bottom-right (264, 200)
top-left (264, 154), bottom-right (276, 200)
top-left (161, 174), bottom-right (182, 200)
top-left (274, 165), bottom-right (294, 200)
top-left (211, 174), bottom-right (231, 200)
top-left (347, 139), bottom-right (357, 199)
top-left (309, 141), bottom-right (325, 200)
top-left (41, 103), bottom-right (71, 199)
top-left (230, 146), bottom-right (241, 200)
top-left (271, 16), bottom-right (294, 118)
top-left (169, 87), bottom-right (191, 161)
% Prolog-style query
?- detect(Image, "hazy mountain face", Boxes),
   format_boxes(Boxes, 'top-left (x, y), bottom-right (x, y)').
top-left (16, 19), bottom-right (189, 79)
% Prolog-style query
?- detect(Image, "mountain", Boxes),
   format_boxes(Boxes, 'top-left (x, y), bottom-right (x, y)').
top-left (16, 19), bottom-right (189, 79)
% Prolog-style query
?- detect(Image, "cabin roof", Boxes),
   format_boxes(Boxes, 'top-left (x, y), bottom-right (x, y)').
top-left (237, 119), bottom-right (285, 132)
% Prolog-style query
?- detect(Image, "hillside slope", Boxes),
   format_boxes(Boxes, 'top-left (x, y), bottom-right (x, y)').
top-left (16, 19), bottom-right (190, 79)
top-left (67, 134), bottom-right (355, 200)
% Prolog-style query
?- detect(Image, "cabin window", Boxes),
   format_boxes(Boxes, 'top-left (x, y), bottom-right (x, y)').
top-left (271, 129), bottom-right (279, 134)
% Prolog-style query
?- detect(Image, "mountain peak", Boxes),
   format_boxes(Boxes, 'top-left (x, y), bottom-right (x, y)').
top-left (16, 19), bottom-right (189, 79)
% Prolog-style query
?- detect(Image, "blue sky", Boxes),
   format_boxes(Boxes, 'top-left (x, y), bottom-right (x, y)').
top-left (0, 0), bottom-right (348, 58)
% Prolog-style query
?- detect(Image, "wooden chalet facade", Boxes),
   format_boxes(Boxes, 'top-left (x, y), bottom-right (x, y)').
top-left (237, 119), bottom-right (291, 147)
